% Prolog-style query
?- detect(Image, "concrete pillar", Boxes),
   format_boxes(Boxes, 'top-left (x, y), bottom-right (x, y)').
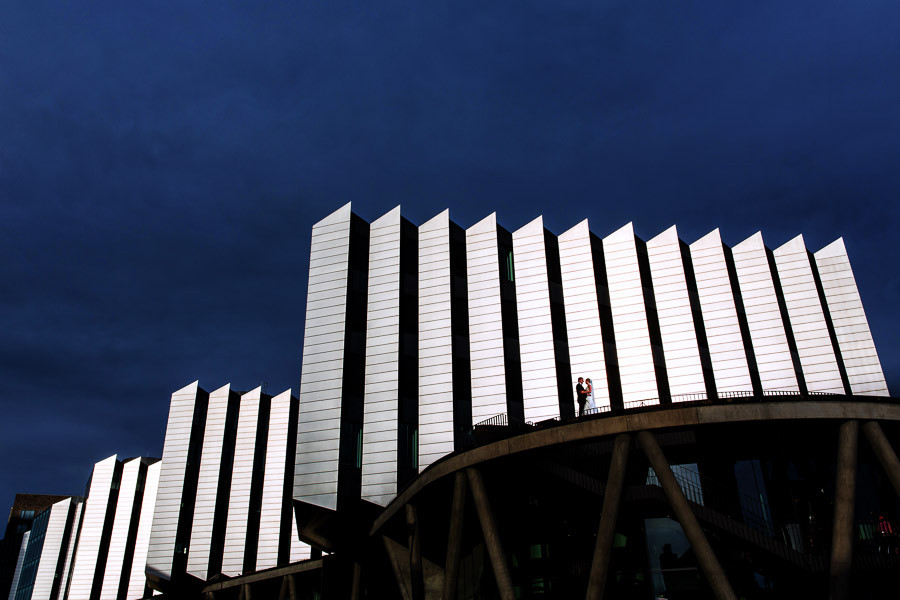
top-left (637, 431), bottom-right (737, 600)
top-left (829, 420), bottom-right (858, 600)
top-left (350, 562), bottom-right (362, 600)
top-left (467, 468), bottom-right (515, 600)
top-left (406, 504), bottom-right (425, 600)
top-left (862, 421), bottom-right (900, 497)
top-left (443, 471), bottom-right (468, 600)
top-left (586, 433), bottom-right (631, 600)
top-left (287, 574), bottom-right (297, 600)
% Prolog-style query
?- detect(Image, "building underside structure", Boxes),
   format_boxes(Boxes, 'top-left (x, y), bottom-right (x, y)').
top-left (191, 395), bottom-right (900, 600)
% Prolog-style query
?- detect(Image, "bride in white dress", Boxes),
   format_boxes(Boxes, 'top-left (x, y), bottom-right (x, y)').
top-left (585, 378), bottom-right (597, 412)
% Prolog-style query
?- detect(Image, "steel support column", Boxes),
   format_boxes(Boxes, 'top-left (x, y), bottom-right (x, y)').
top-left (862, 421), bottom-right (900, 497)
top-left (406, 504), bottom-right (425, 600)
top-left (829, 420), bottom-right (858, 600)
top-left (443, 471), bottom-right (468, 600)
top-left (637, 430), bottom-right (737, 600)
top-left (466, 467), bottom-right (515, 600)
top-left (586, 433), bottom-right (631, 600)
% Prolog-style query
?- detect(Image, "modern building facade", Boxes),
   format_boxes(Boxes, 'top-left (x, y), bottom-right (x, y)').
top-left (5, 455), bottom-right (160, 600)
top-left (284, 204), bottom-right (897, 600)
top-left (146, 383), bottom-right (309, 593)
top-left (294, 204), bottom-right (889, 512)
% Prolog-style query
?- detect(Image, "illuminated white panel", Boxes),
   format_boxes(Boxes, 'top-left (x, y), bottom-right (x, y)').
top-left (57, 500), bottom-right (84, 600)
top-left (362, 206), bottom-right (402, 507)
top-left (295, 203), bottom-right (353, 511)
top-left (466, 214), bottom-right (508, 423)
top-left (147, 381), bottom-right (202, 580)
top-left (221, 387), bottom-right (262, 576)
top-left (8, 531), bottom-right (30, 600)
top-left (690, 229), bottom-right (753, 393)
top-left (257, 390), bottom-right (293, 570)
top-left (773, 235), bottom-right (845, 393)
top-left (815, 238), bottom-right (889, 396)
top-left (187, 383), bottom-right (232, 579)
top-left (30, 499), bottom-right (72, 600)
top-left (558, 220), bottom-right (609, 410)
top-left (646, 226), bottom-right (706, 398)
top-left (68, 455), bottom-right (119, 600)
top-left (127, 461), bottom-right (160, 600)
top-left (100, 459), bottom-right (141, 599)
top-left (732, 232), bottom-right (799, 392)
top-left (513, 216), bottom-right (560, 422)
top-left (417, 210), bottom-right (456, 471)
top-left (603, 223), bottom-right (658, 403)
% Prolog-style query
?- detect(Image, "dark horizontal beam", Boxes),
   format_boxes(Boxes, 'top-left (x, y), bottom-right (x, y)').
top-left (371, 399), bottom-right (900, 535)
top-left (201, 559), bottom-right (324, 592)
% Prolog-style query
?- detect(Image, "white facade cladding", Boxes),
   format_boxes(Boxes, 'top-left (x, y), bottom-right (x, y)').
top-left (773, 235), bottom-right (846, 394)
top-left (466, 214), bottom-right (509, 424)
top-left (147, 381), bottom-right (206, 581)
top-left (558, 220), bottom-right (610, 409)
top-left (67, 455), bottom-right (120, 600)
top-left (690, 229), bottom-right (755, 394)
top-left (645, 226), bottom-right (707, 399)
top-left (99, 459), bottom-right (140, 600)
top-left (603, 223), bottom-right (659, 404)
top-left (258, 390), bottom-right (310, 569)
top-left (362, 206), bottom-right (402, 506)
top-left (731, 232), bottom-right (800, 392)
top-left (145, 383), bottom-right (306, 586)
top-left (187, 383), bottom-right (234, 579)
top-left (417, 210), bottom-right (456, 471)
top-left (513, 216), bottom-right (562, 423)
top-left (126, 461), bottom-right (160, 600)
top-left (8, 532), bottom-right (29, 600)
top-left (221, 387), bottom-right (264, 576)
top-left (814, 239), bottom-right (889, 396)
top-left (26, 498), bottom-right (75, 600)
top-left (58, 500), bottom-right (84, 600)
top-left (295, 203), bottom-right (354, 512)
top-left (293, 205), bottom-right (891, 510)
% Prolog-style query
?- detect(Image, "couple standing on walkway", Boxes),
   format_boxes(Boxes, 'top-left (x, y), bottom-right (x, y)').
top-left (575, 377), bottom-right (596, 417)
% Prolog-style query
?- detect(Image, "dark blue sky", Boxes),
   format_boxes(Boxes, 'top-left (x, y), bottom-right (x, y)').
top-left (2, 1), bottom-right (898, 510)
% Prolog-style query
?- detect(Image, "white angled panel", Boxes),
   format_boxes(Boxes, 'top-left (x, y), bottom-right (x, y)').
top-left (689, 229), bottom-right (754, 393)
top-left (646, 226), bottom-right (706, 398)
top-left (558, 220), bottom-right (610, 410)
top-left (8, 531), bottom-right (30, 600)
top-left (362, 206), bottom-right (402, 507)
top-left (221, 387), bottom-right (262, 576)
top-left (513, 216), bottom-right (560, 422)
top-left (603, 223), bottom-right (658, 404)
top-left (68, 455), bottom-right (119, 600)
top-left (417, 210), bottom-right (456, 471)
top-left (127, 461), bottom-right (160, 600)
top-left (815, 238), bottom-right (889, 396)
top-left (30, 499), bottom-right (71, 600)
top-left (187, 384), bottom-right (232, 579)
top-left (361, 206), bottom-right (400, 506)
top-left (731, 232), bottom-right (799, 392)
top-left (58, 500), bottom-right (84, 600)
top-left (466, 214), bottom-right (509, 423)
top-left (100, 459), bottom-right (141, 599)
top-left (257, 390), bottom-right (292, 570)
top-left (773, 235), bottom-right (845, 393)
top-left (295, 203), bottom-right (352, 511)
top-left (147, 381), bottom-right (202, 580)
